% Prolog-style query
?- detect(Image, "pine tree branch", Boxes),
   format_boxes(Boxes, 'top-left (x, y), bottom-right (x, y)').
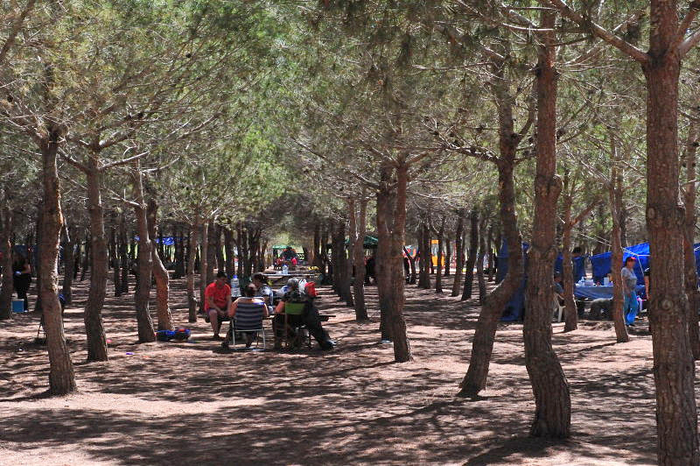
top-left (675, 0), bottom-right (700, 56)
top-left (542, 0), bottom-right (649, 64)
top-left (0, 0), bottom-right (37, 67)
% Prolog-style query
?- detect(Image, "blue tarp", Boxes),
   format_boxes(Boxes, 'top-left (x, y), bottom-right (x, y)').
top-left (497, 240), bottom-right (528, 321)
top-left (590, 242), bottom-right (650, 286)
top-left (554, 255), bottom-right (587, 282)
top-left (590, 241), bottom-right (700, 287)
top-left (588, 242), bottom-right (700, 285)
top-left (133, 236), bottom-right (178, 246)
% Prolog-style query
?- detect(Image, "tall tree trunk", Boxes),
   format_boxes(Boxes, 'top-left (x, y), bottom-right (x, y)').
top-left (451, 212), bottom-right (465, 297)
top-left (609, 167), bottom-right (629, 343)
top-left (73, 235), bottom-right (81, 280)
top-left (80, 232), bottom-right (90, 281)
top-left (0, 203), bottom-right (13, 319)
top-left (40, 134), bottom-right (77, 395)
top-left (418, 223), bottom-right (431, 288)
top-left (561, 181), bottom-right (578, 332)
top-left (84, 163), bottom-right (108, 362)
top-left (313, 222), bottom-right (323, 270)
top-left (173, 226), bottom-right (185, 279)
top-left (477, 214), bottom-right (487, 304)
top-left (436, 216), bottom-right (445, 293)
top-left (487, 225), bottom-right (495, 282)
top-left (376, 165), bottom-right (394, 341)
top-left (148, 200), bottom-right (173, 331)
top-left (199, 222), bottom-right (209, 313)
top-left (642, 6), bottom-right (698, 459)
top-left (343, 220), bottom-right (354, 307)
top-left (350, 197), bottom-right (368, 320)
top-left (523, 14), bottom-right (570, 437)
top-left (682, 122), bottom-right (700, 359)
top-left (131, 165), bottom-right (155, 343)
top-left (34, 203), bottom-right (42, 313)
top-left (388, 162), bottom-right (412, 362)
top-left (111, 225), bottom-right (121, 298)
top-left (61, 226), bottom-right (75, 305)
top-left (461, 209), bottom-right (479, 300)
top-left (187, 219), bottom-right (199, 323)
top-left (458, 55), bottom-right (525, 398)
top-left (235, 226), bottom-right (243, 278)
top-left (445, 238), bottom-right (451, 277)
top-left (223, 227), bottom-right (234, 278)
top-left (119, 214), bottom-right (129, 294)
top-left (206, 221), bottom-right (216, 281)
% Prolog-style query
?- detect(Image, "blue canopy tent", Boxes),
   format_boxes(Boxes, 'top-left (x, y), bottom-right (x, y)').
top-left (590, 241), bottom-right (700, 288)
top-left (590, 242), bottom-right (649, 286)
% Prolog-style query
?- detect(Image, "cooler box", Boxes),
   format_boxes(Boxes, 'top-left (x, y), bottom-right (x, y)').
top-left (12, 300), bottom-right (25, 313)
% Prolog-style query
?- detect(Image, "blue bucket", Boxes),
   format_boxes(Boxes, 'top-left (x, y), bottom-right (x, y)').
top-left (12, 300), bottom-right (25, 313)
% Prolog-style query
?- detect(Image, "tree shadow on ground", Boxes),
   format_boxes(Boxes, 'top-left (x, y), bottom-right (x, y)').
top-left (0, 274), bottom-right (666, 464)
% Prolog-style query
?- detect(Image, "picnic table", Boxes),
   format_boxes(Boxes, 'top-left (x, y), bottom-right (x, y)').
top-left (574, 284), bottom-right (646, 300)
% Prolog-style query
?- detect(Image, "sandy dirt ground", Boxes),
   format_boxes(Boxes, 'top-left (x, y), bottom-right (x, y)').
top-left (0, 274), bottom-right (678, 465)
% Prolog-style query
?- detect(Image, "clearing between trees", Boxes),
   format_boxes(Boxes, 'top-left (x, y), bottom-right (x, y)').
top-left (0, 276), bottom-right (669, 465)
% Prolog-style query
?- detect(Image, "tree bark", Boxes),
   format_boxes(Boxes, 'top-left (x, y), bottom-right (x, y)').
top-left (376, 165), bottom-right (394, 341)
top-left (173, 226), bottom-right (185, 279)
top-left (40, 133), bottom-right (77, 395)
top-left (561, 180), bottom-right (578, 332)
top-left (111, 224), bottom-right (121, 298)
top-left (388, 162), bottom-right (412, 362)
top-left (148, 199), bottom-right (173, 331)
top-left (350, 197), bottom-right (369, 321)
top-left (458, 58), bottom-right (525, 397)
top-left (461, 209), bottom-right (479, 300)
top-left (223, 227), bottom-right (234, 278)
top-left (199, 222), bottom-right (209, 313)
top-left (206, 220), bottom-right (216, 280)
top-left (487, 225), bottom-right (495, 282)
top-left (418, 222), bottom-right (431, 289)
top-left (477, 214), bottom-right (487, 304)
top-left (34, 203), bottom-right (42, 313)
top-left (84, 162), bottom-right (108, 362)
top-left (119, 214), bottom-right (129, 294)
top-left (451, 212), bottom-right (465, 297)
top-left (523, 12), bottom-right (570, 437)
top-left (609, 162), bottom-right (630, 343)
top-left (131, 165), bottom-right (155, 343)
top-left (435, 216), bottom-right (445, 293)
top-left (80, 232), bottom-right (90, 281)
top-left (0, 203), bottom-right (13, 319)
top-left (187, 219), bottom-right (199, 323)
top-left (642, 5), bottom-right (698, 459)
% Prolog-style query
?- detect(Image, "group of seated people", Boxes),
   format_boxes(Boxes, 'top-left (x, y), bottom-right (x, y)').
top-left (203, 271), bottom-right (335, 350)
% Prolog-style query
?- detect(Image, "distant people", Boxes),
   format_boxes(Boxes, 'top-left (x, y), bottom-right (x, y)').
top-left (621, 257), bottom-right (639, 326)
top-left (12, 254), bottom-right (31, 311)
top-left (403, 254), bottom-right (410, 283)
top-left (204, 271), bottom-right (232, 340)
top-left (365, 255), bottom-right (376, 285)
top-left (274, 278), bottom-right (334, 350)
top-left (252, 272), bottom-right (274, 314)
top-left (553, 272), bottom-right (564, 305)
top-left (281, 246), bottom-right (298, 262)
top-left (228, 283), bottom-right (268, 347)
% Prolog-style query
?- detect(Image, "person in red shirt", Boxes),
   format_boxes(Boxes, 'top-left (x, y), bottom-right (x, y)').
top-left (205, 271), bottom-right (231, 340)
